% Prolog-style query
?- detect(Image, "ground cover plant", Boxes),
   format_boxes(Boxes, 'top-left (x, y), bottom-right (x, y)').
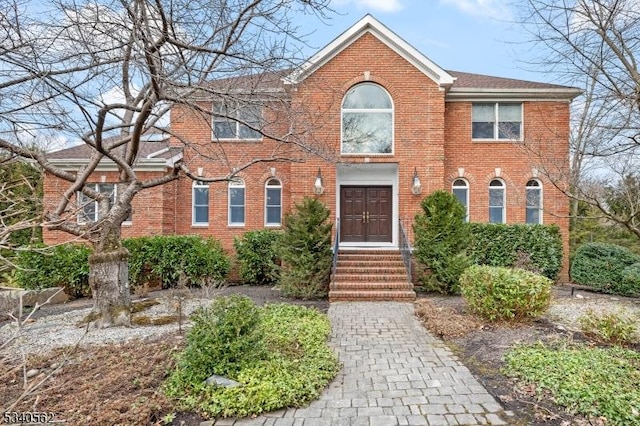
top-left (504, 342), bottom-right (640, 425)
top-left (165, 295), bottom-right (339, 419)
top-left (578, 309), bottom-right (638, 345)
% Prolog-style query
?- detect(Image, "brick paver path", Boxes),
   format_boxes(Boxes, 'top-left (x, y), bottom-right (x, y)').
top-left (204, 302), bottom-right (512, 426)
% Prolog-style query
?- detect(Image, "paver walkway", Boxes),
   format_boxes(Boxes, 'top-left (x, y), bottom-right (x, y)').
top-left (204, 302), bottom-right (512, 426)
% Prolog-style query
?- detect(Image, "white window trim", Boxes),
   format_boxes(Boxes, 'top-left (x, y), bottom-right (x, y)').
top-left (489, 179), bottom-right (506, 224)
top-left (192, 181), bottom-right (209, 226)
top-left (228, 178), bottom-right (246, 227)
top-left (341, 83), bottom-right (395, 156)
top-left (264, 178), bottom-right (282, 227)
top-left (211, 102), bottom-right (263, 142)
top-left (472, 102), bottom-right (523, 142)
top-left (526, 179), bottom-right (543, 224)
top-left (452, 178), bottom-right (470, 222)
top-left (77, 183), bottom-right (116, 224)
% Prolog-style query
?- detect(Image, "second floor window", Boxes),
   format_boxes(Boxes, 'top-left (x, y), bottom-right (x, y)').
top-left (213, 102), bottom-right (262, 140)
top-left (342, 83), bottom-right (393, 154)
top-left (472, 103), bottom-right (522, 140)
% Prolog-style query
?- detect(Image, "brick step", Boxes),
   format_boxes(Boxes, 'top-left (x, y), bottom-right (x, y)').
top-left (338, 250), bottom-right (401, 255)
top-left (335, 266), bottom-right (407, 275)
top-left (338, 254), bottom-right (403, 262)
top-left (331, 281), bottom-right (412, 290)
top-left (333, 273), bottom-right (408, 282)
top-left (337, 262), bottom-right (406, 270)
top-left (329, 290), bottom-right (416, 302)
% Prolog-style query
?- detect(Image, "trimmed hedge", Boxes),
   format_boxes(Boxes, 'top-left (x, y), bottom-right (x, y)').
top-left (468, 223), bottom-right (563, 280)
top-left (570, 243), bottom-right (640, 297)
top-left (233, 230), bottom-right (282, 285)
top-left (15, 244), bottom-right (92, 298)
top-left (460, 265), bottom-right (552, 322)
top-left (124, 235), bottom-right (230, 289)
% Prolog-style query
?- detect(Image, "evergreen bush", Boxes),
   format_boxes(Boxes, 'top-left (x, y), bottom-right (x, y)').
top-left (460, 265), bottom-right (552, 322)
top-left (413, 190), bottom-right (471, 294)
top-left (570, 242), bottom-right (640, 296)
top-left (124, 235), bottom-right (230, 289)
top-left (468, 223), bottom-right (563, 280)
top-left (233, 230), bottom-right (282, 285)
top-left (15, 244), bottom-right (92, 298)
top-left (277, 198), bottom-right (332, 299)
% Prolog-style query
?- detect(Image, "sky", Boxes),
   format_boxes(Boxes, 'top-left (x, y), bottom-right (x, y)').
top-left (295, 0), bottom-right (553, 84)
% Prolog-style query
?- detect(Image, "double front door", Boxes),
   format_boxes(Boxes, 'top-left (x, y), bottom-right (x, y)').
top-left (340, 186), bottom-right (392, 243)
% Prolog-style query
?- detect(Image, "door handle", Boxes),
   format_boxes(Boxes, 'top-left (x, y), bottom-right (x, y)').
top-left (366, 212), bottom-right (370, 223)
top-left (362, 212), bottom-right (366, 223)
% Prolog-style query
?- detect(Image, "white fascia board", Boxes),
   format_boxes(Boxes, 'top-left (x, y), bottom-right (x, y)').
top-left (446, 88), bottom-right (583, 102)
top-left (48, 158), bottom-right (171, 172)
top-left (284, 15), bottom-right (455, 88)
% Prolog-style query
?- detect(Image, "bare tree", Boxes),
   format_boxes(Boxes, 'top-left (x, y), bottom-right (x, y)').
top-left (520, 0), bottom-right (640, 239)
top-left (0, 0), bottom-right (332, 327)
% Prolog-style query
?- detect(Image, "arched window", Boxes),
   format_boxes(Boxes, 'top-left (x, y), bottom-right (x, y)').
top-left (489, 179), bottom-right (505, 223)
top-left (341, 83), bottom-right (393, 154)
top-left (265, 178), bottom-right (282, 226)
top-left (452, 179), bottom-right (469, 222)
top-left (228, 178), bottom-right (245, 226)
top-left (192, 181), bottom-right (209, 226)
top-left (526, 179), bottom-right (543, 224)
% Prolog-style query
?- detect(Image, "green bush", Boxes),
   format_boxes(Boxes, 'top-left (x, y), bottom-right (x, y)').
top-left (413, 190), bottom-right (471, 294)
top-left (124, 235), bottom-right (230, 289)
top-left (579, 309), bottom-right (637, 345)
top-left (468, 223), bottom-right (563, 280)
top-left (15, 244), bottom-right (92, 298)
top-left (570, 242), bottom-right (640, 296)
top-left (460, 265), bottom-right (552, 322)
top-left (504, 342), bottom-right (640, 425)
top-left (165, 298), bottom-right (339, 419)
top-left (233, 230), bottom-right (282, 285)
top-left (277, 198), bottom-right (332, 299)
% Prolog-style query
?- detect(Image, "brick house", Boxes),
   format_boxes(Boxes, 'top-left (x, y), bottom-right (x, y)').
top-left (44, 15), bottom-right (579, 298)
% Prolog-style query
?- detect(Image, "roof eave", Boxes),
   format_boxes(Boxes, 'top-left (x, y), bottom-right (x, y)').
top-left (446, 88), bottom-right (583, 101)
top-left (47, 157), bottom-right (176, 172)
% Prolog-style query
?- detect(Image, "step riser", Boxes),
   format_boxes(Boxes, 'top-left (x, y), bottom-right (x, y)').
top-left (330, 282), bottom-right (412, 290)
top-left (335, 267), bottom-right (406, 274)
top-left (329, 291), bottom-right (416, 302)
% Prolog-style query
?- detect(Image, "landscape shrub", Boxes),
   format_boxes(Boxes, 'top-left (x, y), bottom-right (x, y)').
top-left (413, 190), bottom-right (471, 294)
top-left (578, 309), bottom-right (637, 345)
top-left (165, 297), bottom-right (339, 418)
top-left (570, 242), bottom-right (640, 296)
top-left (504, 342), bottom-right (640, 425)
top-left (468, 223), bottom-right (563, 280)
top-left (277, 198), bottom-right (332, 299)
top-left (460, 265), bottom-right (552, 322)
top-left (15, 244), bottom-right (92, 298)
top-left (124, 235), bottom-right (230, 289)
top-left (233, 230), bottom-right (282, 285)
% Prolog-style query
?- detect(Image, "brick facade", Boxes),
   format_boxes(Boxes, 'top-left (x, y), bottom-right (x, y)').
top-left (43, 16), bottom-right (577, 279)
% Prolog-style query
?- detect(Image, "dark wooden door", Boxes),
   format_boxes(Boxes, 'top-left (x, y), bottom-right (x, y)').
top-left (340, 186), bottom-right (392, 243)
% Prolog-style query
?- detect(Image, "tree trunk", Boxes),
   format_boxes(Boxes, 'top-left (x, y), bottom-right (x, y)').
top-left (89, 247), bottom-right (131, 327)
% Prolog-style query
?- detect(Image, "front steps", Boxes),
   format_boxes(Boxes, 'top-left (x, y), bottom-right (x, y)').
top-left (329, 250), bottom-right (416, 302)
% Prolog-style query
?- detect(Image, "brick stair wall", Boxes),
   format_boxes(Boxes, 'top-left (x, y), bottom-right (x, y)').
top-left (329, 250), bottom-right (416, 302)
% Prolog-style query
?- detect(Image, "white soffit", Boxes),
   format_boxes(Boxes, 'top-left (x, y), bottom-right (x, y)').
top-left (284, 15), bottom-right (455, 88)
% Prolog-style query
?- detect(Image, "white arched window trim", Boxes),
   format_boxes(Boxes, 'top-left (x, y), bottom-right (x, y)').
top-left (192, 180), bottom-right (209, 226)
top-left (228, 178), bottom-right (245, 226)
top-left (265, 178), bottom-right (282, 226)
top-left (452, 178), bottom-right (470, 222)
top-left (489, 179), bottom-right (506, 224)
top-left (526, 179), bottom-right (543, 224)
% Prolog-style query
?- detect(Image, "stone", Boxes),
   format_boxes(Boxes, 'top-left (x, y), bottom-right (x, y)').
top-left (204, 374), bottom-right (240, 388)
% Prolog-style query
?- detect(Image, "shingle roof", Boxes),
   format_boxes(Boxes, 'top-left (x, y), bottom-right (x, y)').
top-left (447, 70), bottom-right (575, 90)
top-left (47, 139), bottom-right (178, 160)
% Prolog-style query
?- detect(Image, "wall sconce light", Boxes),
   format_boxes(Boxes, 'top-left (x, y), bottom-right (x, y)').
top-left (313, 168), bottom-right (324, 195)
top-left (411, 167), bottom-right (422, 195)
top-left (196, 167), bottom-right (203, 177)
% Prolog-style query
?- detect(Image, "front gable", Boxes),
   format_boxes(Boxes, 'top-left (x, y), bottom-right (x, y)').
top-left (284, 14), bottom-right (455, 89)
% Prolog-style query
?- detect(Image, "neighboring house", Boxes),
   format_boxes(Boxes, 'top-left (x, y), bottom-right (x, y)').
top-left (43, 15), bottom-right (580, 283)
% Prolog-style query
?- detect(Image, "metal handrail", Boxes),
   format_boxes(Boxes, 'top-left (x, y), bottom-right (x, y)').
top-left (399, 219), bottom-right (412, 284)
top-left (331, 218), bottom-right (340, 279)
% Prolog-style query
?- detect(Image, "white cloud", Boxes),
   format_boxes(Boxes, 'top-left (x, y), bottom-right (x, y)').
top-left (440, 0), bottom-right (512, 20)
top-left (332, 0), bottom-right (404, 13)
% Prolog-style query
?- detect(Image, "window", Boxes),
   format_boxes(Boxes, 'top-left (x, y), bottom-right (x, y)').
top-left (78, 183), bottom-right (116, 223)
top-left (526, 179), bottom-right (542, 224)
top-left (452, 179), bottom-right (469, 222)
top-left (213, 102), bottom-right (262, 140)
top-left (472, 103), bottom-right (522, 140)
top-left (192, 181), bottom-right (209, 225)
top-left (342, 83), bottom-right (393, 154)
top-left (265, 178), bottom-right (282, 226)
top-left (489, 179), bottom-right (505, 223)
top-left (228, 178), bottom-right (245, 226)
